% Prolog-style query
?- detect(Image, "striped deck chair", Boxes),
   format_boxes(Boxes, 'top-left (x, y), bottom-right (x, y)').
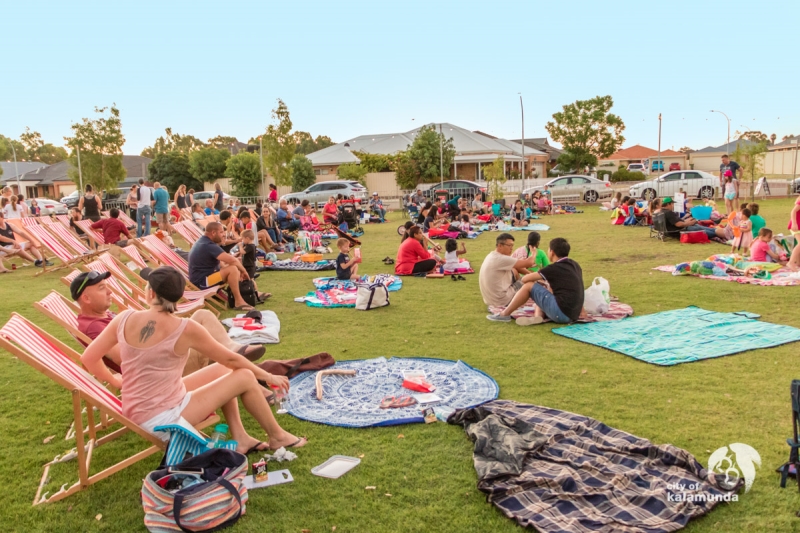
top-left (103, 210), bottom-right (136, 228)
top-left (185, 220), bottom-right (204, 240)
top-left (22, 216), bottom-right (40, 227)
top-left (74, 219), bottom-right (106, 248)
top-left (172, 221), bottom-right (198, 245)
top-left (60, 269), bottom-right (129, 311)
top-left (138, 235), bottom-right (189, 274)
top-left (121, 244), bottom-right (148, 269)
top-left (17, 223), bottom-right (78, 273)
top-left (0, 314), bottom-right (220, 505)
top-left (33, 290), bottom-right (93, 347)
top-left (39, 216), bottom-right (55, 225)
top-left (44, 221), bottom-right (99, 258)
top-left (84, 260), bottom-right (146, 310)
top-left (56, 214), bottom-right (71, 228)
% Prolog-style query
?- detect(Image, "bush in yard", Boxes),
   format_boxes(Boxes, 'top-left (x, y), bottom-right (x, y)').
top-left (611, 168), bottom-right (646, 182)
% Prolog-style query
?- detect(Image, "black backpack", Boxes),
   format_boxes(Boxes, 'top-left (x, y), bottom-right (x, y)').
top-left (227, 280), bottom-right (258, 308)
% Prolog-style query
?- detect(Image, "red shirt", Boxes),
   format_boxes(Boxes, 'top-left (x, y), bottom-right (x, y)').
top-left (77, 311), bottom-right (120, 372)
top-left (269, 189), bottom-right (278, 202)
top-left (323, 202), bottom-right (338, 221)
top-left (790, 197), bottom-right (800, 231)
top-left (91, 217), bottom-right (130, 245)
top-left (395, 237), bottom-right (431, 275)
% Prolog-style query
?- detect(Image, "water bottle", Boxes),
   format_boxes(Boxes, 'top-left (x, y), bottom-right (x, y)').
top-left (207, 424), bottom-right (229, 449)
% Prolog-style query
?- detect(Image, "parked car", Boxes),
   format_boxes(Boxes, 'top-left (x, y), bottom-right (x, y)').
top-left (27, 198), bottom-right (68, 216)
top-left (669, 162), bottom-right (681, 171)
top-left (523, 175), bottom-right (612, 203)
top-left (60, 190), bottom-right (80, 208)
top-left (628, 170), bottom-right (717, 201)
top-left (627, 163), bottom-right (646, 173)
top-left (651, 160), bottom-right (665, 172)
top-left (193, 190), bottom-right (232, 205)
top-left (792, 177), bottom-right (800, 195)
top-left (421, 180), bottom-right (486, 201)
top-left (282, 181), bottom-right (367, 207)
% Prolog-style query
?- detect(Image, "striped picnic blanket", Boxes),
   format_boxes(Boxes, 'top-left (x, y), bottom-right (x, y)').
top-left (260, 260), bottom-right (335, 271)
top-left (488, 300), bottom-right (633, 322)
top-left (451, 400), bottom-right (740, 532)
top-left (654, 264), bottom-right (800, 286)
top-left (312, 274), bottom-right (402, 292)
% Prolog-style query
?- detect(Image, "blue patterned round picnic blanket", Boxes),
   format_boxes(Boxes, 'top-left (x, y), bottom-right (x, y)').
top-left (285, 357), bottom-right (499, 427)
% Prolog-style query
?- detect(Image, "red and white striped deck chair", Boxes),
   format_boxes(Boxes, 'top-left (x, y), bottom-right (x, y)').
top-left (19, 223), bottom-right (79, 273)
top-left (56, 214), bottom-right (71, 228)
top-left (102, 210), bottom-right (136, 228)
top-left (38, 216), bottom-right (55, 226)
top-left (121, 244), bottom-right (147, 270)
top-left (33, 290), bottom-right (92, 348)
top-left (60, 269), bottom-right (129, 310)
top-left (0, 313), bottom-right (220, 505)
top-left (84, 260), bottom-right (145, 310)
top-left (74, 220), bottom-right (106, 248)
top-left (22, 216), bottom-right (40, 227)
top-left (138, 235), bottom-right (189, 274)
top-left (172, 221), bottom-right (199, 245)
top-left (186, 220), bottom-right (204, 240)
top-left (44, 221), bottom-right (99, 259)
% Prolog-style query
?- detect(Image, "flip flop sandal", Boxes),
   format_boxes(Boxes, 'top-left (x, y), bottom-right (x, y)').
top-left (457, 275), bottom-right (467, 281)
top-left (271, 437), bottom-right (307, 450)
top-left (451, 275), bottom-right (457, 281)
top-left (244, 441), bottom-right (270, 455)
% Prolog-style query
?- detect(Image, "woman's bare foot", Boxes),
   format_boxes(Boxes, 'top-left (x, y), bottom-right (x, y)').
top-left (269, 432), bottom-right (307, 450)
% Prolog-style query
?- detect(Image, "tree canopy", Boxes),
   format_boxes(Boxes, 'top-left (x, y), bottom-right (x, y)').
top-left (290, 155), bottom-right (316, 192)
top-left (260, 99), bottom-right (295, 186)
top-left (64, 105), bottom-right (126, 193)
top-left (294, 131), bottom-right (334, 155)
top-left (731, 141), bottom-right (769, 187)
top-left (225, 152), bottom-right (261, 197)
top-left (189, 147), bottom-right (231, 185)
top-left (353, 151), bottom-right (399, 173)
top-left (148, 151), bottom-right (200, 193)
top-left (337, 162), bottom-right (368, 185)
top-left (206, 136), bottom-right (240, 150)
top-left (482, 156), bottom-right (506, 201)
top-left (141, 128), bottom-right (206, 158)
top-left (0, 130), bottom-right (67, 164)
top-left (545, 95), bottom-right (625, 172)
top-left (394, 125), bottom-right (456, 190)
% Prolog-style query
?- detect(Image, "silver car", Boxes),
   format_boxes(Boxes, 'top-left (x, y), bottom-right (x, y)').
top-left (523, 175), bottom-right (613, 203)
top-left (27, 198), bottom-right (68, 216)
top-left (282, 181), bottom-right (368, 207)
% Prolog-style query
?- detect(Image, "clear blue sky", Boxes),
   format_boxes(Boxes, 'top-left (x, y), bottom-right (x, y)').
top-left (3, 0), bottom-right (799, 155)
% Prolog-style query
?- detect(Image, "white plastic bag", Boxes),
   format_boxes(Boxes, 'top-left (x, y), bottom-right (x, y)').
top-left (584, 277), bottom-right (610, 315)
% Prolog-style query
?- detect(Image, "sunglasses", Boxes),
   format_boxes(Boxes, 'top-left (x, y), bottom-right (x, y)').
top-left (76, 271), bottom-right (103, 297)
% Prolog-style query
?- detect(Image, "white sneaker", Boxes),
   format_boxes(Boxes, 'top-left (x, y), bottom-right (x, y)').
top-left (516, 316), bottom-right (544, 326)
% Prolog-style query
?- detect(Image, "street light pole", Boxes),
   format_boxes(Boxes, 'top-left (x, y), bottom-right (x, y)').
top-left (520, 94), bottom-right (525, 194)
top-left (259, 136), bottom-right (265, 200)
top-left (76, 146), bottom-right (84, 192)
top-left (439, 123), bottom-right (444, 188)
top-left (710, 109), bottom-right (731, 153)
top-left (657, 113), bottom-right (662, 175)
top-left (10, 141), bottom-right (20, 195)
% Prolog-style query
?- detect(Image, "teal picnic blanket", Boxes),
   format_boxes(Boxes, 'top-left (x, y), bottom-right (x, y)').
top-left (553, 306), bottom-right (800, 366)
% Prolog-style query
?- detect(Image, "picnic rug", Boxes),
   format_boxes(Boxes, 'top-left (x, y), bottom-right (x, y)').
top-left (260, 260), bottom-right (336, 271)
top-left (552, 306), bottom-right (800, 366)
top-left (488, 301), bottom-right (633, 322)
top-left (285, 357), bottom-right (498, 427)
top-left (479, 223), bottom-right (550, 232)
top-left (654, 264), bottom-right (800, 287)
top-left (450, 400), bottom-right (741, 533)
top-left (302, 274), bottom-right (403, 307)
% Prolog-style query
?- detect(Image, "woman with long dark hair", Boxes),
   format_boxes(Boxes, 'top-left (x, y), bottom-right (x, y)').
top-left (79, 184), bottom-right (102, 222)
top-left (395, 226), bottom-right (438, 275)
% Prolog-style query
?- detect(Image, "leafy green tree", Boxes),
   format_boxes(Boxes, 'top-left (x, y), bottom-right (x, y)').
top-left (294, 131), bottom-right (335, 155)
top-left (482, 156), bottom-right (506, 201)
top-left (737, 130), bottom-right (768, 143)
top-left (353, 151), bottom-right (398, 173)
top-left (0, 134), bottom-right (29, 161)
top-left (64, 105), bottom-right (126, 193)
top-left (261, 99), bottom-right (295, 186)
top-left (225, 152), bottom-right (262, 197)
top-left (337, 163), bottom-right (368, 185)
top-left (189, 147), bottom-right (231, 185)
top-left (394, 125), bottom-right (455, 189)
top-left (290, 155), bottom-right (316, 191)
top-left (141, 128), bottom-right (206, 158)
top-left (148, 151), bottom-right (200, 193)
top-left (545, 95), bottom-right (625, 172)
top-left (0, 130), bottom-right (67, 164)
top-left (732, 141), bottom-right (769, 199)
top-left (206, 136), bottom-right (239, 150)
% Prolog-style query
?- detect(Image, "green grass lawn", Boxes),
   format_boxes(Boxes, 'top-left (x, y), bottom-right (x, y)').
top-left (1, 199), bottom-right (800, 532)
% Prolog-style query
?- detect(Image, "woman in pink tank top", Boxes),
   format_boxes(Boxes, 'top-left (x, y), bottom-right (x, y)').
top-left (82, 266), bottom-right (307, 452)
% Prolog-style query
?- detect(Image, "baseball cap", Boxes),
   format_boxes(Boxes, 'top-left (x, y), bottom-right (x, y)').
top-left (372, 192), bottom-right (378, 196)
top-left (140, 266), bottom-right (185, 303)
top-left (70, 271), bottom-right (111, 300)
top-left (662, 197), bottom-right (674, 205)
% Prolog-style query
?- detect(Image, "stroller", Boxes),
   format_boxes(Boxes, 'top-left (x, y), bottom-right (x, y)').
top-left (339, 204), bottom-right (361, 231)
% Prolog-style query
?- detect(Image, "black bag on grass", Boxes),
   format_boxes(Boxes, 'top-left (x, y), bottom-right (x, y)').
top-left (227, 280), bottom-right (258, 308)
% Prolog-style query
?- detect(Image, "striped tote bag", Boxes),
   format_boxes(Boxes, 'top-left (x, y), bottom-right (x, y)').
top-left (142, 449), bottom-right (249, 533)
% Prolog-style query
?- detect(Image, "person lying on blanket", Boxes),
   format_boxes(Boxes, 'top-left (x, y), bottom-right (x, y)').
top-left (478, 233), bottom-right (538, 307)
top-left (71, 270), bottom-right (265, 375)
top-left (662, 197), bottom-right (727, 240)
top-left (487, 237), bottom-right (585, 326)
top-left (188, 221), bottom-right (255, 311)
top-left (81, 266), bottom-right (306, 453)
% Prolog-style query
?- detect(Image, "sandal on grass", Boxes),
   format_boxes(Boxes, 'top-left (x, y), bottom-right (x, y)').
top-left (270, 437), bottom-right (307, 450)
top-left (244, 441), bottom-right (270, 455)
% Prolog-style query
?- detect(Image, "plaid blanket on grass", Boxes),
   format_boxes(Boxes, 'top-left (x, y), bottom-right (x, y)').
top-left (488, 300), bottom-right (633, 322)
top-left (654, 264), bottom-right (800, 286)
top-left (450, 400), bottom-right (740, 533)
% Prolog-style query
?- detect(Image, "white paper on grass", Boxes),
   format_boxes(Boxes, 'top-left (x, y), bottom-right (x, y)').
top-left (674, 193), bottom-right (685, 214)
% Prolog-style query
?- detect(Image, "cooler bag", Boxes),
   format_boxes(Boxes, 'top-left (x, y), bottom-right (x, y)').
top-left (680, 230), bottom-right (709, 244)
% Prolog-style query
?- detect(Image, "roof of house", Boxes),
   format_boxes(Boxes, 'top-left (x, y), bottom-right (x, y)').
top-left (606, 144), bottom-right (683, 160)
top-left (306, 123), bottom-right (545, 166)
top-left (692, 140), bottom-right (759, 154)
top-left (0, 161), bottom-right (48, 181)
top-left (510, 138), bottom-right (562, 160)
top-left (769, 135), bottom-right (800, 150)
top-left (1, 155), bottom-right (153, 186)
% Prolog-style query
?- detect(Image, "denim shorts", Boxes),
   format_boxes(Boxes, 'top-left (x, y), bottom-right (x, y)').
top-left (530, 283), bottom-right (571, 324)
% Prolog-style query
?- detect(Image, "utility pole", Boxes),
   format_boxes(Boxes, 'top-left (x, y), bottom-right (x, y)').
top-left (657, 113), bottom-right (662, 175)
top-left (439, 123), bottom-right (444, 188)
top-left (259, 136), bottom-right (265, 200)
top-left (76, 146), bottom-right (84, 192)
top-left (10, 141), bottom-right (20, 195)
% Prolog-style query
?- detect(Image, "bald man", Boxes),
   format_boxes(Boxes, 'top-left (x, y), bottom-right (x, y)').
top-left (188, 221), bottom-right (254, 310)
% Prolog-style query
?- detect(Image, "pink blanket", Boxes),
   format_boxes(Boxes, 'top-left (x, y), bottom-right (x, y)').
top-left (653, 265), bottom-right (800, 287)
top-left (488, 301), bottom-right (634, 322)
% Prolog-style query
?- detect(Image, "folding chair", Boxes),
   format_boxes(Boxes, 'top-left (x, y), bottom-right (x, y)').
top-left (121, 244), bottom-right (148, 270)
top-left (38, 216), bottom-right (55, 226)
top-left (651, 212), bottom-right (680, 241)
top-left (780, 380), bottom-right (800, 490)
top-left (84, 260), bottom-right (146, 310)
top-left (0, 314), bottom-right (220, 505)
top-left (22, 216), bottom-right (40, 227)
top-left (43, 221), bottom-right (101, 259)
top-left (33, 290), bottom-right (93, 348)
top-left (74, 219), bottom-right (106, 249)
top-left (137, 235), bottom-right (189, 274)
top-left (15, 223), bottom-right (80, 274)
top-left (55, 215), bottom-right (71, 228)
top-left (172, 221), bottom-right (198, 246)
top-left (103, 210), bottom-right (136, 228)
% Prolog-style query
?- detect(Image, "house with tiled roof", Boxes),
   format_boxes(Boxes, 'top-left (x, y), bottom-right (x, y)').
top-left (599, 144), bottom-right (687, 173)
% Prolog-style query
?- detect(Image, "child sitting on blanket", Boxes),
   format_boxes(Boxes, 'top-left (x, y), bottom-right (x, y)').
top-left (460, 214), bottom-right (471, 232)
top-left (750, 228), bottom-right (786, 264)
top-left (443, 238), bottom-right (469, 272)
top-left (511, 231), bottom-right (550, 273)
top-left (336, 237), bottom-right (360, 280)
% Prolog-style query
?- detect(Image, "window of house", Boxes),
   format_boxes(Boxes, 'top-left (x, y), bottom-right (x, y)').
top-left (321, 169), bottom-right (329, 175)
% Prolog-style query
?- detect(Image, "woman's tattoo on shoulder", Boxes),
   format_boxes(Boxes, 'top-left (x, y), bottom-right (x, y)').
top-left (139, 321), bottom-right (156, 343)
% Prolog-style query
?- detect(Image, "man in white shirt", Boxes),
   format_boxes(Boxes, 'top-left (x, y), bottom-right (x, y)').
top-left (136, 178), bottom-right (152, 237)
top-left (478, 233), bottom-right (537, 307)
